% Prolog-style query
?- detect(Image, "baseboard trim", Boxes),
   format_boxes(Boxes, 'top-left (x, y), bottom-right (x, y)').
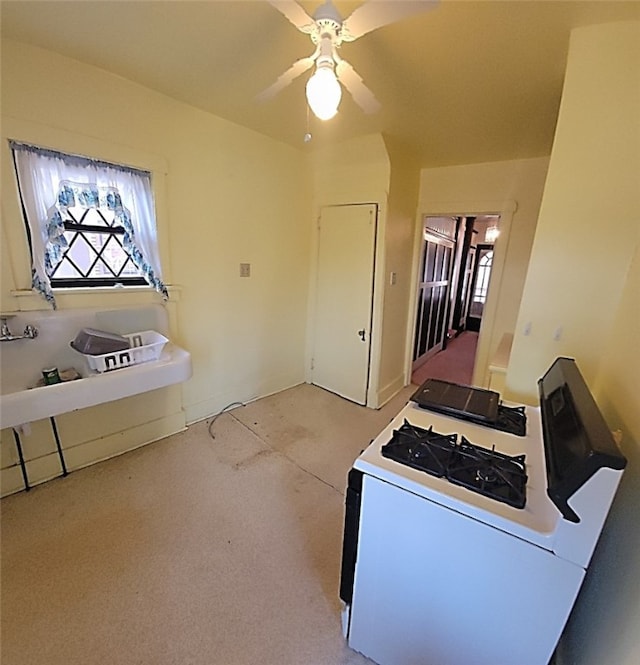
top-left (1, 411), bottom-right (186, 497)
top-left (184, 376), bottom-right (304, 425)
top-left (374, 373), bottom-right (407, 409)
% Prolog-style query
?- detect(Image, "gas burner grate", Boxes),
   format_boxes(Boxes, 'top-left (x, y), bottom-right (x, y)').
top-left (381, 419), bottom-right (456, 478)
top-left (494, 404), bottom-right (527, 437)
top-left (447, 437), bottom-right (527, 509)
top-left (381, 421), bottom-right (528, 508)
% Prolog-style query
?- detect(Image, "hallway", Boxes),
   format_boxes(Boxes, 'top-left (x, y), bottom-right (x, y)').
top-left (411, 331), bottom-right (479, 386)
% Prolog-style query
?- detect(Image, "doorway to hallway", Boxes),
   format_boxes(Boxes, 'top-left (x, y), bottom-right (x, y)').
top-left (411, 214), bottom-right (500, 387)
top-left (411, 330), bottom-right (479, 386)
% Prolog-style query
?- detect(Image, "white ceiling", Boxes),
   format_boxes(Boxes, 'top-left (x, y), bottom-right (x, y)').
top-left (2, 0), bottom-right (638, 167)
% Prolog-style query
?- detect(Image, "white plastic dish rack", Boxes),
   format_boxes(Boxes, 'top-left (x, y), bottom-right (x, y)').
top-left (75, 330), bottom-right (168, 373)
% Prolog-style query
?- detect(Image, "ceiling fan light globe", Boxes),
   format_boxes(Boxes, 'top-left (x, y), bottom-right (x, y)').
top-left (306, 67), bottom-right (342, 120)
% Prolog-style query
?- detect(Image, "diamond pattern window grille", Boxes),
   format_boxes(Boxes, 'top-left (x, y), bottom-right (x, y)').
top-left (50, 206), bottom-right (146, 287)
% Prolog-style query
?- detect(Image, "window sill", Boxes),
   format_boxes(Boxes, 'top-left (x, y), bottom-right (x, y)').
top-left (9, 285), bottom-right (181, 311)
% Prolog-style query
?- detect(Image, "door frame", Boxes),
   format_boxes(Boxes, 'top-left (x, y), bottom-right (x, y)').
top-left (405, 201), bottom-right (517, 388)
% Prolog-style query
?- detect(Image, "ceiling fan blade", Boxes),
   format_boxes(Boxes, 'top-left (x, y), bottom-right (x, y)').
top-left (267, 0), bottom-right (315, 33)
top-left (343, 0), bottom-right (438, 41)
top-left (256, 55), bottom-right (316, 103)
top-left (335, 59), bottom-right (381, 114)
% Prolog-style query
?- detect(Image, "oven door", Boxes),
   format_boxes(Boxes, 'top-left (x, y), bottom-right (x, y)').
top-left (339, 468), bottom-right (363, 636)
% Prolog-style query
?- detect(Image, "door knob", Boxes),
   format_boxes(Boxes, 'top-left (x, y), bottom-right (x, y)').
top-left (358, 329), bottom-right (366, 342)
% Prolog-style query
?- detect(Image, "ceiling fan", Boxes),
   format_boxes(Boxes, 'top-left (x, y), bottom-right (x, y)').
top-left (258, 0), bottom-right (438, 121)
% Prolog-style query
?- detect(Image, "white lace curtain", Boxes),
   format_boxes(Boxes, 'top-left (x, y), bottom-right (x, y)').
top-left (10, 141), bottom-right (167, 308)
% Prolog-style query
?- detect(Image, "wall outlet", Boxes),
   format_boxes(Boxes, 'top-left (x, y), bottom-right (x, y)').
top-left (240, 263), bottom-right (251, 277)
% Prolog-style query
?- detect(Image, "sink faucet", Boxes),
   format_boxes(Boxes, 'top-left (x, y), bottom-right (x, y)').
top-left (23, 324), bottom-right (39, 339)
top-left (0, 317), bottom-right (39, 342)
top-left (0, 318), bottom-right (11, 339)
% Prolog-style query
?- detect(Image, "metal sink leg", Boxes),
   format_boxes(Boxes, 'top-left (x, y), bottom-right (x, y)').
top-left (11, 416), bottom-right (68, 492)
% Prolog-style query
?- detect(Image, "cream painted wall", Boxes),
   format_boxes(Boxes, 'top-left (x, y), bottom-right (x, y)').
top-left (309, 133), bottom-right (390, 204)
top-left (507, 22), bottom-right (640, 407)
top-left (416, 156), bottom-right (549, 390)
top-left (380, 136), bottom-right (421, 403)
top-left (306, 133), bottom-right (420, 408)
top-left (504, 22), bottom-right (640, 665)
top-left (307, 134), bottom-right (392, 407)
top-left (164, 104), bottom-right (311, 422)
top-left (1, 40), bottom-right (310, 489)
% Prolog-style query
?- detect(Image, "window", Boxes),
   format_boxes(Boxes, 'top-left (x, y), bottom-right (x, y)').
top-left (51, 193), bottom-right (146, 288)
top-left (473, 250), bottom-right (493, 305)
top-left (468, 247), bottom-right (493, 320)
top-left (10, 141), bottom-right (167, 308)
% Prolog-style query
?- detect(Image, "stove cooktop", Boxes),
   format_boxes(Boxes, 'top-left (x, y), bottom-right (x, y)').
top-left (480, 403), bottom-right (527, 437)
top-left (354, 400), bottom-right (561, 548)
top-left (354, 358), bottom-right (627, 563)
top-left (448, 436), bottom-right (527, 508)
top-left (381, 420), bottom-right (528, 509)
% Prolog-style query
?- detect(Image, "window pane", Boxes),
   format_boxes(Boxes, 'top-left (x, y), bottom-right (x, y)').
top-left (88, 260), bottom-right (115, 278)
top-left (85, 231), bottom-right (107, 251)
top-left (52, 259), bottom-right (82, 279)
top-left (442, 246), bottom-right (452, 279)
top-left (435, 245), bottom-right (445, 281)
top-left (53, 226), bottom-right (144, 283)
top-left (473, 250), bottom-right (493, 304)
top-left (120, 258), bottom-right (141, 278)
top-left (419, 289), bottom-right (432, 356)
top-left (102, 236), bottom-right (129, 274)
top-left (65, 235), bottom-right (97, 274)
top-left (67, 206), bottom-right (114, 227)
top-left (424, 242), bottom-right (437, 283)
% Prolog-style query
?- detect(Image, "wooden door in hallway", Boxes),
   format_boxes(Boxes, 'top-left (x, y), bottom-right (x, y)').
top-left (412, 230), bottom-right (454, 370)
top-left (312, 204), bottom-right (377, 405)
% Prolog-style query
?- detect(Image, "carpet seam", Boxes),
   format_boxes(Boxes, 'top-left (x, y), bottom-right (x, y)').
top-left (228, 413), bottom-right (345, 496)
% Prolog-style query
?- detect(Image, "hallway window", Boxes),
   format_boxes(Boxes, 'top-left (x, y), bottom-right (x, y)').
top-left (473, 250), bottom-right (493, 305)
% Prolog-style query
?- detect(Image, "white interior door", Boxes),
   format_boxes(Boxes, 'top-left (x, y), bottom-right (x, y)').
top-left (312, 204), bottom-right (377, 405)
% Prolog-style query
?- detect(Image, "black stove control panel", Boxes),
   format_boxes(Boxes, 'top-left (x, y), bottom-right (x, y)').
top-left (538, 357), bottom-right (627, 523)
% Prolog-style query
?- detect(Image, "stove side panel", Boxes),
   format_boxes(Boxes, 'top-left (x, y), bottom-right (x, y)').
top-left (348, 474), bottom-right (585, 665)
top-left (553, 467), bottom-right (625, 568)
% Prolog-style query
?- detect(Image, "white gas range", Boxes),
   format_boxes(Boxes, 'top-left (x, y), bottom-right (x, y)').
top-left (339, 358), bottom-right (626, 665)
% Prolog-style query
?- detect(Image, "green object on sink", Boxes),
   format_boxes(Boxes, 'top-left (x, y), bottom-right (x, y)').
top-left (42, 367), bottom-right (61, 385)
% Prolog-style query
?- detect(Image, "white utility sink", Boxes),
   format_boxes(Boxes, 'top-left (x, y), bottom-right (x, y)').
top-left (0, 345), bottom-right (191, 430)
top-left (0, 305), bottom-right (192, 430)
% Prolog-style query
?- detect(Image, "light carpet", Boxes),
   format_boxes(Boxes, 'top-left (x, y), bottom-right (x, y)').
top-left (1, 383), bottom-right (414, 665)
top-left (411, 331), bottom-right (479, 387)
